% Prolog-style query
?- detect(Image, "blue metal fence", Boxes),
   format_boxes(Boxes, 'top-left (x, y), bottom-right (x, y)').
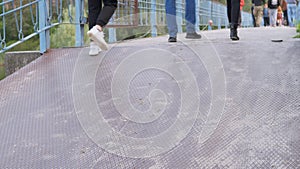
top-left (0, 0), bottom-right (253, 54)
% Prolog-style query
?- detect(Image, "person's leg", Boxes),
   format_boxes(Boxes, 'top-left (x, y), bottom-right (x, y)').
top-left (269, 9), bottom-right (275, 26)
top-left (165, 0), bottom-right (177, 39)
top-left (88, 0), bottom-right (102, 30)
top-left (253, 6), bottom-right (258, 26)
top-left (298, 3), bottom-right (300, 22)
top-left (185, 0), bottom-right (201, 39)
top-left (269, 9), bottom-right (273, 26)
top-left (251, 6), bottom-right (256, 27)
top-left (87, 0), bottom-right (117, 51)
top-left (230, 0), bottom-right (240, 25)
top-left (185, 0), bottom-right (196, 33)
top-left (88, 0), bottom-right (102, 55)
top-left (255, 6), bottom-right (263, 27)
top-left (264, 17), bottom-right (267, 26)
top-left (284, 10), bottom-right (289, 26)
top-left (228, 0), bottom-right (240, 40)
top-left (287, 4), bottom-right (293, 26)
top-left (274, 9), bottom-right (278, 26)
top-left (290, 4), bottom-right (297, 26)
top-left (227, 0), bottom-right (232, 23)
top-left (96, 0), bottom-right (118, 28)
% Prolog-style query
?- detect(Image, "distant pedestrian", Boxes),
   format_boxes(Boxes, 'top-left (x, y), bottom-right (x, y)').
top-left (252, 0), bottom-right (267, 27)
top-left (87, 0), bottom-right (118, 56)
top-left (286, 0), bottom-right (297, 26)
top-left (268, 0), bottom-right (280, 26)
top-left (263, 4), bottom-right (270, 26)
top-left (227, 0), bottom-right (240, 40)
top-left (165, 0), bottom-right (201, 42)
top-left (277, 6), bottom-right (283, 26)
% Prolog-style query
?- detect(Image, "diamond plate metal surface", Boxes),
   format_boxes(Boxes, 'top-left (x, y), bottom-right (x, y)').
top-left (0, 27), bottom-right (299, 168)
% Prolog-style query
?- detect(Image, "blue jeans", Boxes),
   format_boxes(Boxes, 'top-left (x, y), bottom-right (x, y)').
top-left (287, 4), bottom-right (297, 27)
top-left (165, 0), bottom-right (196, 37)
top-left (298, 3), bottom-right (300, 23)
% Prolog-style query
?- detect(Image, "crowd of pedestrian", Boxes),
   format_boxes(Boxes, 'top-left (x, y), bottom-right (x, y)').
top-left (85, 0), bottom-right (299, 56)
top-left (252, 0), bottom-right (298, 27)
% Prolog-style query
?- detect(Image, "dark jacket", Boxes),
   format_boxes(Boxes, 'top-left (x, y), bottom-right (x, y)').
top-left (268, 0), bottom-right (280, 9)
top-left (252, 0), bottom-right (266, 6)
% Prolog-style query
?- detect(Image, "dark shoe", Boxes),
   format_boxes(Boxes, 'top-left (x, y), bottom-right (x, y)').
top-left (230, 24), bottom-right (239, 41)
top-left (185, 32), bottom-right (201, 39)
top-left (168, 37), bottom-right (177, 42)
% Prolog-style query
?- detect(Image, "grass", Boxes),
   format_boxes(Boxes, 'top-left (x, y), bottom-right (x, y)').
top-left (0, 54), bottom-right (5, 80)
top-left (295, 23), bottom-right (300, 38)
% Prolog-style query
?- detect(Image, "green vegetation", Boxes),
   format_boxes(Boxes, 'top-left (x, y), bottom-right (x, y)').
top-left (295, 23), bottom-right (300, 38)
top-left (0, 54), bottom-right (5, 80)
top-left (0, 1), bottom-right (40, 51)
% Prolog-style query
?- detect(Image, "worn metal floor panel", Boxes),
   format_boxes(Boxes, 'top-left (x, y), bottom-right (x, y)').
top-left (0, 27), bottom-right (299, 168)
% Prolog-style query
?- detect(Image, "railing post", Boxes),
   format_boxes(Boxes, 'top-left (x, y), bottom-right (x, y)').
top-left (75, 0), bottom-right (84, 46)
top-left (151, 0), bottom-right (157, 37)
top-left (208, 1), bottom-right (212, 30)
top-left (39, 0), bottom-right (50, 53)
top-left (108, 28), bottom-right (117, 43)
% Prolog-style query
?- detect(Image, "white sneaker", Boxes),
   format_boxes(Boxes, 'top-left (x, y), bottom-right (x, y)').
top-left (89, 41), bottom-right (101, 56)
top-left (87, 26), bottom-right (108, 51)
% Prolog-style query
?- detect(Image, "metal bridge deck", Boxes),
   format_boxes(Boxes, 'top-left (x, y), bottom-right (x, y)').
top-left (0, 27), bottom-right (299, 168)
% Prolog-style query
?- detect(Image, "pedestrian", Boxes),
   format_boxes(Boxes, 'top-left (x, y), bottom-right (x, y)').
top-left (252, 0), bottom-right (267, 27)
top-left (227, 0), bottom-right (241, 40)
top-left (268, 0), bottom-right (280, 26)
top-left (165, 0), bottom-right (201, 42)
top-left (263, 4), bottom-right (270, 26)
top-left (87, 0), bottom-right (118, 56)
top-left (286, 0), bottom-right (297, 26)
top-left (277, 6), bottom-right (283, 26)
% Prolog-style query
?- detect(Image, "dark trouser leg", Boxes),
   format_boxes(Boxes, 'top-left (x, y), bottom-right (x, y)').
top-left (88, 0), bottom-right (102, 30)
top-left (227, 0), bottom-right (232, 23)
top-left (284, 10), bottom-right (288, 26)
top-left (96, 0), bottom-right (118, 27)
top-left (230, 0), bottom-right (240, 25)
top-left (227, 0), bottom-right (240, 40)
top-left (227, 0), bottom-right (240, 24)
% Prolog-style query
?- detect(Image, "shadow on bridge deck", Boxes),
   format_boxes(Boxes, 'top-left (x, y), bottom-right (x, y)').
top-left (0, 27), bottom-right (299, 168)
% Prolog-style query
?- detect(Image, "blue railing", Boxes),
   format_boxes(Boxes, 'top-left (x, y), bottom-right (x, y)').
top-left (0, 0), bottom-right (253, 54)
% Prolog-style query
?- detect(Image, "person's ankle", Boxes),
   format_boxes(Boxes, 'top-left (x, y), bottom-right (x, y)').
top-left (95, 25), bottom-right (103, 32)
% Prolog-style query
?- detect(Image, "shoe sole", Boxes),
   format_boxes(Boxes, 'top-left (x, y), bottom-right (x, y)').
top-left (87, 31), bottom-right (108, 51)
top-left (231, 37), bottom-right (239, 41)
top-left (89, 50), bottom-right (101, 56)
